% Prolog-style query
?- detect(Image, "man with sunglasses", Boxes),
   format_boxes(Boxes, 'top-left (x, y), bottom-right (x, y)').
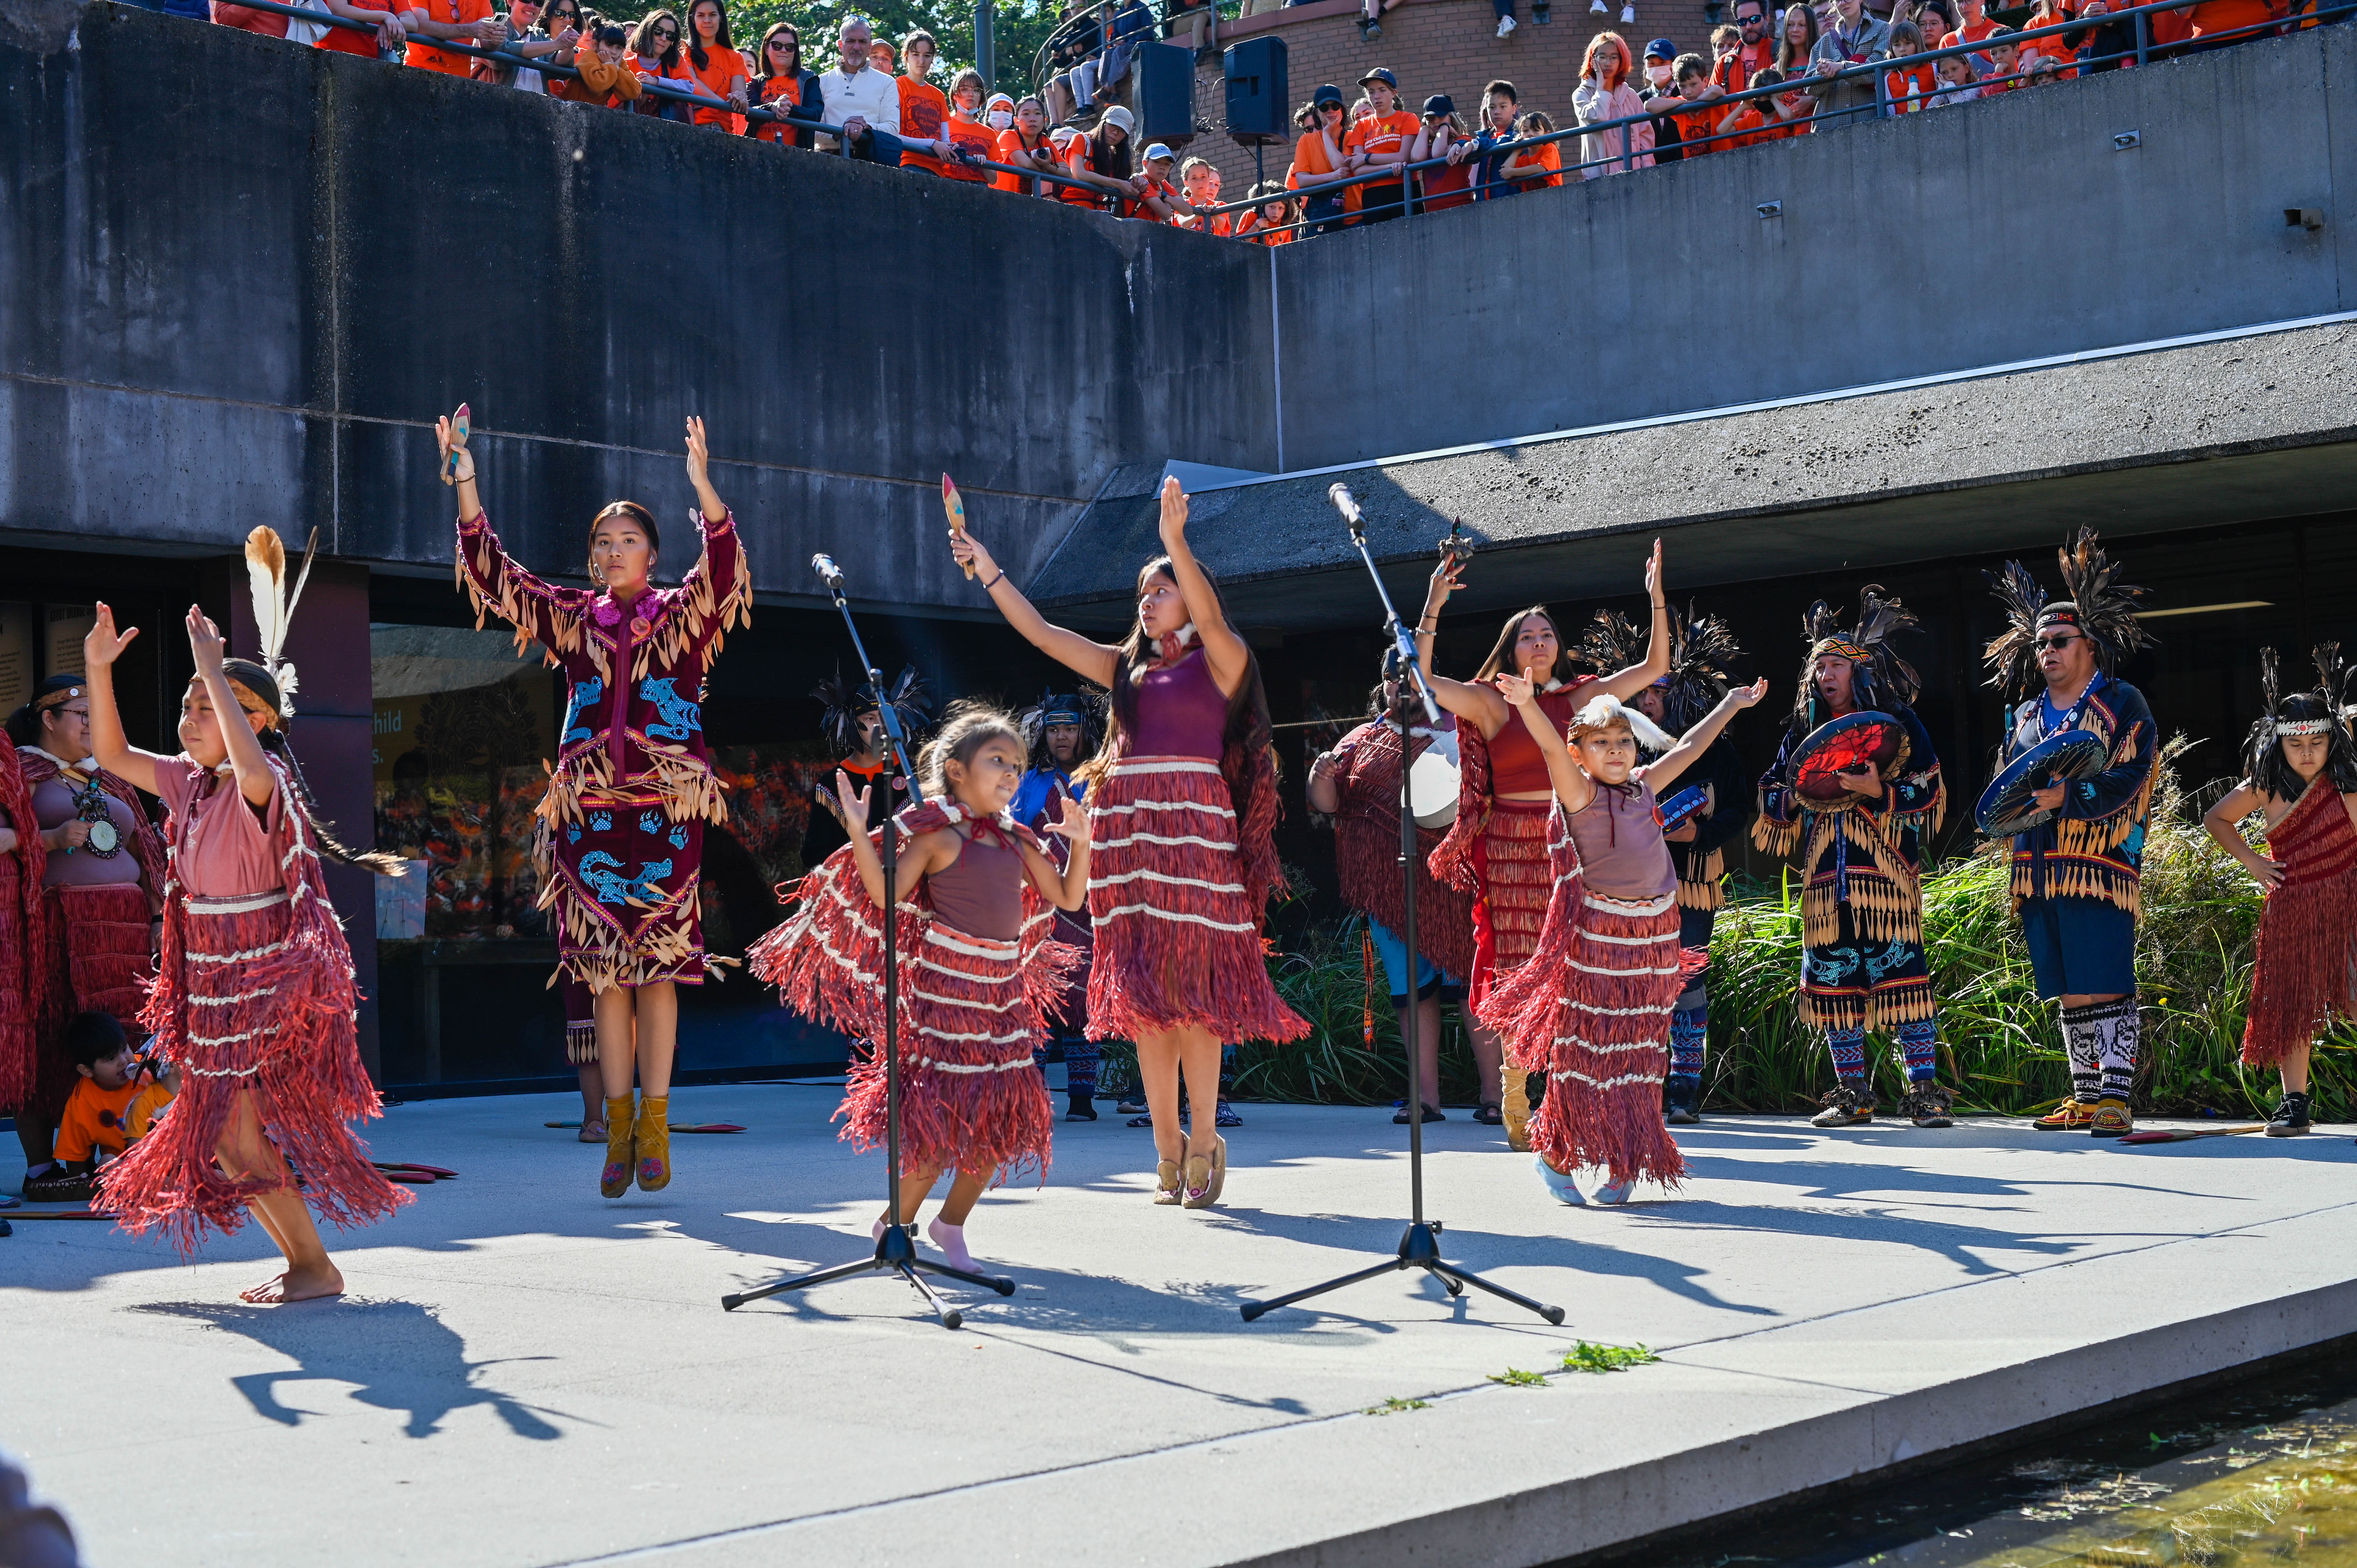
top-left (1713, 0), bottom-right (1776, 93)
top-left (1985, 531), bottom-right (2160, 1138)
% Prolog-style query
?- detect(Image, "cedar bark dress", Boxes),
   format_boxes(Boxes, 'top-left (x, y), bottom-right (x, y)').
top-left (101, 756), bottom-right (408, 1250)
top-left (0, 744), bottom-right (50, 1112)
top-left (1328, 715), bottom-right (1476, 983)
top-left (2240, 780), bottom-right (2357, 1067)
top-left (748, 801), bottom-right (1075, 1181)
top-left (456, 509), bottom-right (751, 995)
top-left (1085, 645), bottom-right (1307, 1045)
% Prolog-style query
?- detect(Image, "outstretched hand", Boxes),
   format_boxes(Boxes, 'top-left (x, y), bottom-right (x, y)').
top-left (1727, 677), bottom-right (1767, 709)
top-left (833, 768), bottom-right (872, 834)
top-left (1643, 538), bottom-right (1664, 604)
top-left (84, 602), bottom-right (139, 670)
top-left (435, 414), bottom-right (475, 486)
top-left (950, 528), bottom-right (1000, 584)
top-left (1493, 667), bottom-right (1537, 708)
top-left (1048, 789), bottom-right (1087, 841)
top-left (1156, 475), bottom-right (1188, 551)
top-left (684, 414), bottom-right (710, 486)
top-left (184, 604), bottom-right (227, 676)
top-left (1427, 551), bottom-right (1466, 609)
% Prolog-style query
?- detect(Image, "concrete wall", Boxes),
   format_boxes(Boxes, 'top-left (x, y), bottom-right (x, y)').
top-left (1271, 24), bottom-right (2356, 470)
top-left (0, 2), bottom-right (1277, 609)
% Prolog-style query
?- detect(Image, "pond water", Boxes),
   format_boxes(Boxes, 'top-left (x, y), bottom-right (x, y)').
top-left (1628, 1346), bottom-right (2357, 1568)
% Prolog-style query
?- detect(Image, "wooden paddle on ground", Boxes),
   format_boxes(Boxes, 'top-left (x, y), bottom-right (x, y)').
top-left (545, 1121), bottom-right (745, 1133)
top-left (2116, 1124), bottom-right (2268, 1145)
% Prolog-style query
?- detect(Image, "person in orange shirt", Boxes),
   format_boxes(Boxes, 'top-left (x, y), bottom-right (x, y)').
top-left (626, 11), bottom-right (693, 120)
top-left (740, 21), bottom-right (815, 145)
top-left (1292, 83), bottom-right (1354, 235)
top-left (895, 30), bottom-right (954, 175)
top-left (1939, 0), bottom-right (2000, 54)
top-left (403, 0), bottom-right (505, 75)
top-left (2014, 0), bottom-right (2081, 74)
top-left (37, 1012), bottom-right (176, 1202)
top-left (940, 69), bottom-right (998, 181)
top-left (1174, 157), bottom-right (1233, 233)
top-left (1234, 183), bottom-right (1299, 243)
top-left (1501, 110), bottom-right (1565, 187)
top-left (2184, 0), bottom-right (2280, 43)
top-left (996, 95), bottom-right (1060, 193)
top-left (1063, 104), bottom-right (1146, 212)
top-left (1410, 94), bottom-right (1477, 208)
top-left (1133, 143), bottom-right (1186, 219)
top-left (1768, 75), bottom-right (1818, 134)
top-left (1713, 64), bottom-right (1782, 146)
top-left (1712, 0), bottom-right (1778, 92)
top-left (309, 0), bottom-right (406, 57)
top-left (1343, 67), bottom-right (1419, 224)
top-left (677, 0), bottom-right (747, 130)
top-left (1883, 21), bottom-right (1939, 108)
top-left (1050, 125), bottom-right (1098, 206)
top-left (1982, 26), bottom-right (2025, 89)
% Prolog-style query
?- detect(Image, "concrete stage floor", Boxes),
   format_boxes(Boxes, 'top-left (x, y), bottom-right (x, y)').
top-left (7, 1085), bottom-right (2355, 1568)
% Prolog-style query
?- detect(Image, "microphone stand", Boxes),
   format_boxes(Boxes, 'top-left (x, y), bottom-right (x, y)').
top-left (1241, 491), bottom-right (1564, 1327)
top-left (723, 560), bottom-right (1017, 1330)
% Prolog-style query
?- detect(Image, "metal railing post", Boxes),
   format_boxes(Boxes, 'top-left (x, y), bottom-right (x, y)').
top-left (2134, 7), bottom-right (2149, 63)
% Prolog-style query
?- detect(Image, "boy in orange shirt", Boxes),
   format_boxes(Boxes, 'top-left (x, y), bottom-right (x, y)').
top-left (1343, 67), bottom-right (1419, 224)
top-left (28, 1013), bottom-right (176, 1203)
top-left (1714, 65), bottom-right (1781, 146)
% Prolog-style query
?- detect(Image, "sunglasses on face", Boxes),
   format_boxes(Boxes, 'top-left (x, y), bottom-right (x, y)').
top-left (654, 25), bottom-right (677, 38)
top-left (2039, 634), bottom-right (2081, 652)
top-left (770, 37), bottom-right (793, 48)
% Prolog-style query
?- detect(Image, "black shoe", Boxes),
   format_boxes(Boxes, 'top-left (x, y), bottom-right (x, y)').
top-left (1392, 1101), bottom-right (1445, 1124)
top-left (23, 1169), bottom-right (93, 1203)
top-left (1900, 1082), bottom-right (1954, 1128)
top-left (1215, 1098), bottom-right (1242, 1128)
top-left (2266, 1091), bottom-right (2313, 1137)
top-left (1811, 1084), bottom-right (1876, 1128)
top-left (1664, 1079), bottom-right (1701, 1126)
top-left (1066, 1098), bottom-right (1099, 1122)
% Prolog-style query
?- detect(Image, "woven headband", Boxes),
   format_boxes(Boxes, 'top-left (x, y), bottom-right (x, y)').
top-left (32, 685), bottom-right (83, 713)
top-left (1040, 707), bottom-right (1085, 726)
top-left (2270, 717), bottom-right (2338, 738)
top-left (1811, 637), bottom-right (1873, 662)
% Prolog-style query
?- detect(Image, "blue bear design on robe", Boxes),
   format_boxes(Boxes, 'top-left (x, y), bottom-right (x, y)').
top-left (577, 851), bottom-right (673, 905)
top-left (562, 678), bottom-right (604, 746)
top-left (639, 677), bottom-right (703, 742)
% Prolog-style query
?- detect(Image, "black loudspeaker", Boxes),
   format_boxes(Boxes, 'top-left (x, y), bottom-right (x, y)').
top-left (1136, 41), bottom-right (1196, 146)
top-left (1222, 36), bottom-right (1288, 141)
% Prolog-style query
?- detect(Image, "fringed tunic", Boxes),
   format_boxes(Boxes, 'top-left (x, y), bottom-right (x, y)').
top-left (1327, 715), bottom-right (1476, 982)
top-left (2241, 780), bottom-right (2357, 1066)
top-left (747, 801), bottom-right (1074, 1182)
top-left (101, 756), bottom-right (408, 1251)
top-left (456, 509), bottom-right (752, 995)
top-left (0, 744), bottom-right (50, 1112)
top-left (1430, 682), bottom-right (1594, 1010)
top-left (2000, 676), bottom-right (2158, 916)
top-left (1754, 705), bottom-right (1945, 1031)
top-left (19, 748), bottom-right (164, 1124)
top-left (1085, 647), bottom-right (1308, 1046)
top-left (1477, 780), bottom-right (1695, 1187)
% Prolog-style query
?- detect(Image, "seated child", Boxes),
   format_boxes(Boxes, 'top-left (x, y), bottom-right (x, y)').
top-left (32, 1012), bottom-right (177, 1201)
top-left (1926, 50), bottom-right (1984, 105)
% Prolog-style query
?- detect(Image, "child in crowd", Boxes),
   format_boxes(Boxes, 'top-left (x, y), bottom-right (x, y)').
top-left (1927, 48), bottom-right (1982, 102)
top-left (1235, 182), bottom-right (1300, 242)
top-left (1984, 25), bottom-right (2025, 88)
top-left (1134, 143), bottom-right (1186, 218)
top-left (995, 96), bottom-right (1058, 194)
top-left (1769, 73), bottom-right (1818, 132)
top-left (749, 705), bottom-right (1090, 1269)
top-left (572, 20), bottom-right (643, 108)
top-left (28, 1013), bottom-right (176, 1202)
top-left (940, 67), bottom-right (998, 180)
top-left (1505, 110), bottom-right (1567, 186)
top-left (1716, 65), bottom-right (1781, 145)
top-left (1884, 21), bottom-right (1937, 109)
top-left (1710, 21), bottom-right (1741, 63)
top-left (1175, 158), bottom-right (1232, 233)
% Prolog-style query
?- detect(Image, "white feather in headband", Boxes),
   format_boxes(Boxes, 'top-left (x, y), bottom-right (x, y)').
top-left (1571, 692), bottom-right (1677, 753)
top-left (243, 525), bottom-right (320, 715)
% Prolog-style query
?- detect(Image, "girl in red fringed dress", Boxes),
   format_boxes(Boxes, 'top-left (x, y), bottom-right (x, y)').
top-left (951, 479), bottom-right (1309, 1210)
top-left (2200, 646), bottom-right (2357, 1139)
top-left (748, 706), bottom-right (1089, 1269)
top-left (86, 591), bottom-right (408, 1303)
top-left (1480, 670), bottom-right (1766, 1205)
top-left (1415, 542), bottom-right (1672, 1145)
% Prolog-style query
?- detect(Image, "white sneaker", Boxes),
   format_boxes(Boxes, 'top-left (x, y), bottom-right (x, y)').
top-left (1618, 3), bottom-right (1634, 19)
top-left (1497, 13), bottom-right (1516, 35)
top-left (1589, 0), bottom-right (1606, 13)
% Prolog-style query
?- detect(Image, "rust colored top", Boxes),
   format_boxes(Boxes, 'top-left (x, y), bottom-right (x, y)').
top-left (926, 825), bottom-right (1026, 941)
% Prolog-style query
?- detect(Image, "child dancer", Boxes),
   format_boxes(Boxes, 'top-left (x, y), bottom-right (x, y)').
top-left (748, 706), bottom-right (1088, 1267)
top-left (1482, 669), bottom-right (1767, 1204)
top-left (2201, 646), bottom-right (2357, 1137)
top-left (950, 479), bottom-right (1309, 1210)
top-left (441, 411), bottom-right (751, 1199)
top-left (87, 583), bottom-right (408, 1302)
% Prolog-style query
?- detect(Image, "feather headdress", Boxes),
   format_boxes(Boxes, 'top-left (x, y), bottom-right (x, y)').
top-left (1792, 586), bottom-right (1921, 730)
top-left (240, 526), bottom-right (319, 716)
top-left (1569, 691), bottom-right (1677, 754)
top-left (1016, 685), bottom-right (1106, 772)
top-left (1578, 602), bottom-right (1741, 733)
top-left (2243, 643), bottom-right (2357, 800)
top-left (813, 665), bottom-right (931, 760)
top-left (1983, 528), bottom-right (2154, 696)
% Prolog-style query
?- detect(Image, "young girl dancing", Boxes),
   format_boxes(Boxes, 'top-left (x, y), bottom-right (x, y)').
top-left (749, 706), bottom-right (1088, 1267)
top-left (1417, 543), bottom-right (1671, 1144)
top-left (951, 479), bottom-right (1309, 1209)
top-left (1482, 667), bottom-right (1767, 1204)
top-left (441, 411), bottom-right (751, 1199)
top-left (2201, 646), bottom-right (2357, 1138)
top-left (87, 578), bottom-right (408, 1302)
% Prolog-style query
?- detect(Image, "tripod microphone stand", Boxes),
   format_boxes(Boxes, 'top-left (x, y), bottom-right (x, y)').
top-left (723, 554), bottom-right (1018, 1330)
top-left (1240, 491), bottom-right (1564, 1327)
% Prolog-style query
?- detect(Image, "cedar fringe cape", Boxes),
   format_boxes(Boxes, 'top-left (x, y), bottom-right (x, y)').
top-left (747, 800), bottom-right (1078, 1183)
top-left (2241, 779), bottom-right (2357, 1066)
top-left (100, 756), bottom-right (409, 1252)
top-left (0, 743), bottom-right (51, 1111)
top-left (1327, 718), bottom-right (1476, 982)
top-left (1475, 804), bottom-right (1698, 1187)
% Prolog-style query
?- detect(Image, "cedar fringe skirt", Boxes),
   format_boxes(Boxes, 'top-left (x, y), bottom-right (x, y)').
top-left (1526, 890), bottom-right (1689, 1188)
top-left (1084, 756), bottom-right (1307, 1046)
top-left (26, 882), bottom-right (155, 1124)
top-left (100, 891), bottom-right (407, 1252)
top-left (2242, 871), bottom-right (2357, 1066)
top-left (837, 921), bottom-right (1055, 1183)
top-left (1470, 796), bottom-right (1555, 1012)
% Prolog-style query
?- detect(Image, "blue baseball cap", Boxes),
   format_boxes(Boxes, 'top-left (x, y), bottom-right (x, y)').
top-left (1645, 35), bottom-right (1677, 58)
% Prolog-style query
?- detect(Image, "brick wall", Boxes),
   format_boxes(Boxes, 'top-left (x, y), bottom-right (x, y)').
top-left (1184, 0), bottom-right (1716, 200)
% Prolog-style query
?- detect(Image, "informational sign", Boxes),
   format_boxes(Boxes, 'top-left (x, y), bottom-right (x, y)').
top-left (46, 605), bottom-right (95, 679)
top-left (0, 604), bottom-right (30, 717)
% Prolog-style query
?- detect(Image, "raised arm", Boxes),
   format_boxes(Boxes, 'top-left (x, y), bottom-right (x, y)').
top-left (1639, 679), bottom-right (1768, 793)
top-left (2201, 780), bottom-right (2282, 891)
top-left (439, 411), bottom-right (586, 662)
top-left (829, 770), bottom-right (954, 909)
top-left (1497, 668), bottom-right (1594, 815)
top-left (1413, 554), bottom-right (1511, 737)
top-left (1154, 478), bottom-right (1250, 699)
top-left (670, 415), bottom-right (752, 640)
top-left (1590, 540), bottom-right (1672, 703)
top-left (187, 606), bottom-right (276, 810)
top-left (80, 602), bottom-right (165, 798)
top-left (949, 530), bottom-right (1120, 688)
top-left (1024, 791), bottom-right (1094, 910)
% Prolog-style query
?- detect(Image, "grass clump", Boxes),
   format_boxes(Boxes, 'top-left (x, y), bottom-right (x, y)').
top-left (1560, 1341), bottom-right (1659, 1374)
top-left (1364, 1395), bottom-right (1431, 1415)
top-left (1486, 1367), bottom-right (1548, 1388)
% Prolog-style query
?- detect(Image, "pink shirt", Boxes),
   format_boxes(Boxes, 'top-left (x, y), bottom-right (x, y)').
top-left (155, 758), bottom-right (285, 900)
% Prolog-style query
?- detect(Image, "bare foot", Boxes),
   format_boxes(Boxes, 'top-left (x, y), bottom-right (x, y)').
top-left (242, 1261), bottom-right (345, 1304)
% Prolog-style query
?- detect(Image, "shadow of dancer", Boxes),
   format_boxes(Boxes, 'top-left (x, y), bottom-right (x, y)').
top-left (133, 1300), bottom-right (577, 1439)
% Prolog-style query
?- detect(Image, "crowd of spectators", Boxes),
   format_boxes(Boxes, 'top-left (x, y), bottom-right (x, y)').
top-left (194, 0), bottom-right (2336, 238)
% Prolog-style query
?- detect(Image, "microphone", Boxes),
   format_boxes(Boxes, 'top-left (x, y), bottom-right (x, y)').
top-left (1328, 483), bottom-right (1363, 534)
top-left (811, 553), bottom-right (845, 590)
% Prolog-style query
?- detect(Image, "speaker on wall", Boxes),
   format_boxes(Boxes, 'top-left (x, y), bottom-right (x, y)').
top-left (1222, 36), bottom-right (1288, 141)
top-left (1136, 41), bottom-right (1196, 145)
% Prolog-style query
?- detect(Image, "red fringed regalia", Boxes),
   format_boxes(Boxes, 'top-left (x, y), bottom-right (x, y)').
top-left (100, 756), bottom-right (409, 1251)
top-left (1329, 716), bottom-right (1477, 982)
top-left (2241, 779), bottom-right (2357, 1066)
top-left (747, 801), bottom-right (1079, 1183)
top-left (1476, 803), bottom-right (1696, 1187)
top-left (0, 744), bottom-right (52, 1112)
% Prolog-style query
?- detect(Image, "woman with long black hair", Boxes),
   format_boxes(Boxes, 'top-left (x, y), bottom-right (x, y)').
top-left (950, 479), bottom-right (1307, 1210)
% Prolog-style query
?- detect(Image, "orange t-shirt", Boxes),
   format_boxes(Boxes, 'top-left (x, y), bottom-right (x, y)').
top-left (54, 1076), bottom-right (173, 1164)
top-left (898, 77), bottom-right (951, 174)
top-left (1237, 212), bottom-right (1294, 244)
top-left (2187, 0), bottom-right (2274, 33)
top-left (995, 128), bottom-right (1053, 192)
top-left (1713, 35), bottom-right (1777, 94)
top-left (749, 73), bottom-right (802, 143)
top-left (941, 114), bottom-right (996, 181)
top-left (682, 43), bottom-right (746, 132)
top-left (1345, 108), bottom-right (1419, 175)
top-left (1884, 59), bottom-right (1938, 108)
top-left (406, 0), bottom-right (492, 74)
top-left (1940, 16), bottom-right (2000, 48)
top-left (1176, 211), bottom-right (1234, 236)
top-left (627, 51), bottom-right (691, 115)
top-left (1509, 140), bottom-right (1563, 189)
top-left (1719, 103), bottom-right (1770, 147)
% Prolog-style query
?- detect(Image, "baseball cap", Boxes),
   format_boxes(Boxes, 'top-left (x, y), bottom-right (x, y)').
top-left (1142, 141), bottom-right (1175, 162)
top-left (1313, 82), bottom-right (1345, 107)
top-left (1050, 124), bottom-right (1078, 143)
top-left (1645, 35), bottom-right (1677, 58)
top-left (985, 91), bottom-right (1015, 111)
top-left (1422, 92), bottom-right (1454, 117)
top-left (1100, 103), bottom-right (1135, 132)
top-left (1358, 66), bottom-right (1397, 88)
